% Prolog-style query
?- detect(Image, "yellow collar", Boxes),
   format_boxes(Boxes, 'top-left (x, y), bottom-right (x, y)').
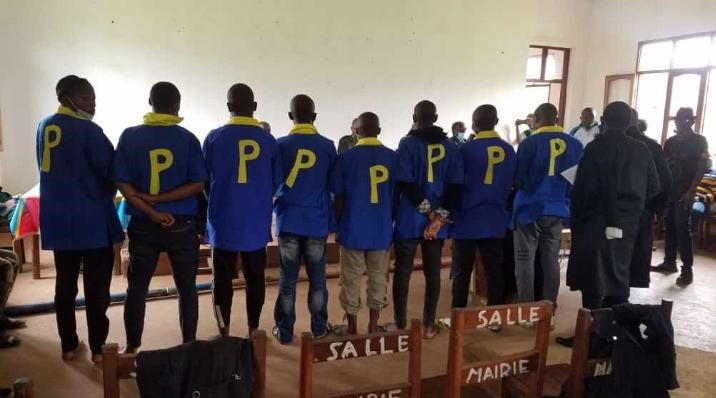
top-left (355, 137), bottom-right (383, 146)
top-left (532, 125), bottom-right (564, 135)
top-left (227, 116), bottom-right (260, 126)
top-left (143, 112), bottom-right (183, 126)
top-left (290, 124), bottom-right (318, 135)
top-left (56, 105), bottom-right (86, 120)
top-left (474, 131), bottom-right (500, 140)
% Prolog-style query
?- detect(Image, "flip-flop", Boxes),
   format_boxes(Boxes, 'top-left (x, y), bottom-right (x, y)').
top-left (0, 335), bottom-right (20, 349)
top-left (423, 326), bottom-right (440, 340)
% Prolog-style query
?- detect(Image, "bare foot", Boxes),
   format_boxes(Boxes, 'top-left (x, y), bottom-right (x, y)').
top-left (423, 326), bottom-right (440, 340)
top-left (61, 341), bottom-right (86, 361)
top-left (91, 353), bottom-right (103, 365)
top-left (120, 346), bottom-right (138, 354)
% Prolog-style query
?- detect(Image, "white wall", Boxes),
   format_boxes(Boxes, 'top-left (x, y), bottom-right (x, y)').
top-left (0, 0), bottom-right (590, 193)
top-left (580, 0), bottom-right (716, 116)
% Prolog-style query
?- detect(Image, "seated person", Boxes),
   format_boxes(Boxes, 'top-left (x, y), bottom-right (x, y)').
top-left (0, 249), bottom-right (23, 349)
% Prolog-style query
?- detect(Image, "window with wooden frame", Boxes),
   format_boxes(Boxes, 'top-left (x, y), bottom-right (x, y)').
top-left (524, 45), bottom-right (571, 126)
top-left (634, 31), bottom-right (716, 146)
top-left (604, 74), bottom-right (635, 109)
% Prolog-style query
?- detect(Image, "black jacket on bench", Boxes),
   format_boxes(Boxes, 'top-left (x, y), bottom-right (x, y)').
top-left (137, 336), bottom-right (254, 398)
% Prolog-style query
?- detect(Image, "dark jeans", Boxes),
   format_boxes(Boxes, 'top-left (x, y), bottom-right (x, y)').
top-left (212, 247), bottom-right (266, 331)
top-left (54, 247), bottom-right (114, 355)
top-left (393, 239), bottom-right (444, 329)
top-left (124, 216), bottom-right (199, 350)
top-left (452, 238), bottom-right (505, 308)
top-left (273, 235), bottom-right (328, 341)
top-left (664, 200), bottom-right (694, 269)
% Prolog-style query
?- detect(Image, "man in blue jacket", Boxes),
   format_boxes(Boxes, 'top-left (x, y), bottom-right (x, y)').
top-left (37, 75), bottom-right (123, 363)
top-left (272, 94), bottom-right (336, 344)
top-left (513, 103), bottom-right (582, 310)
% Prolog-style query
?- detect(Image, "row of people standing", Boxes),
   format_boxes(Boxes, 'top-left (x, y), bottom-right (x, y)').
top-left (35, 74), bottom-right (574, 361)
top-left (37, 73), bottom-right (706, 363)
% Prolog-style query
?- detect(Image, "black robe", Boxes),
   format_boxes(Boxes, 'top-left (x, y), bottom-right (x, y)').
top-left (626, 127), bottom-right (672, 287)
top-left (567, 129), bottom-right (660, 298)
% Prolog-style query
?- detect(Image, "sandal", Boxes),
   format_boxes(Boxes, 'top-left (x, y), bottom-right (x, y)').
top-left (423, 325), bottom-right (440, 340)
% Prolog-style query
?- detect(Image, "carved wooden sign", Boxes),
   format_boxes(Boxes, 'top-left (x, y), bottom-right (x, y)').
top-left (463, 305), bottom-right (544, 329)
top-left (330, 384), bottom-right (410, 398)
top-left (313, 333), bottom-right (410, 363)
top-left (462, 353), bottom-right (538, 385)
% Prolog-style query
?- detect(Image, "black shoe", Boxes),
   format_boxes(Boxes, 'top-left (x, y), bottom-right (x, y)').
top-left (0, 316), bottom-right (26, 330)
top-left (271, 326), bottom-right (292, 345)
top-left (555, 336), bottom-right (574, 348)
top-left (676, 270), bottom-right (693, 286)
top-left (651, 262), bottom-right (678, 273)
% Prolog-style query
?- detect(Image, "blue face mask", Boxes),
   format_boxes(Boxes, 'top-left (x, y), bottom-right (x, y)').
top-left (457, 132), bottom-right (466, 141)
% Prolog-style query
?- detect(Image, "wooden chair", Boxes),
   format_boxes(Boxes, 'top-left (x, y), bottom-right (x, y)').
top-left (560, 299), bottom-right (673, 398)
top-left (102, 331), bottom-right (267, 398)
top-left (12, 378), bottom-right (33, 398)
top-left (445, 300), bottom-right (553, 398)
top-left (299, 319), bottom-right (422, 398)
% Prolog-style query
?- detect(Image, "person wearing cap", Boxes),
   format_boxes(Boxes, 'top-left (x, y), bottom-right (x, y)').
top-left (651, 107), bottom-right (710, 286)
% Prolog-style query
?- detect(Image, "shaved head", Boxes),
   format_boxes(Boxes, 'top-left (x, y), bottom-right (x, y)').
top-left (413, 100), bottom-right (438, 128)
top-left (356, 112), bottom-right (381, 138)
top-left (150, 81), bottom-right (181, 115)
top-left (473, 104), bottom-right (498, 131)
top-left (227, 83), bottom-right (256, 116)
top-left (534, 103), bottom-right (558, 127)
top-left (289, 94), bottom-right (316, 124)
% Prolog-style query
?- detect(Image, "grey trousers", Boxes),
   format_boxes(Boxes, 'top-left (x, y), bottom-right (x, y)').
top-left (514, 216), bottom-right (562, 304)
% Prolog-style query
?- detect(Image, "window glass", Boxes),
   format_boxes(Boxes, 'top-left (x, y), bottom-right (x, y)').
top-left (639, 41), bottom-right (673, 71)
top-left (673, 36), bottom-right (712, 68)
top-left (635, 72), bottom-right (669, 142)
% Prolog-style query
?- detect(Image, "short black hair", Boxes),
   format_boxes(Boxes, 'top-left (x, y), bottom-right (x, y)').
top-left (227, 83), bottom-right (256, 115)
top-left (582, 107), bottom-right (595, 115)
top-left (414, 100), bottom-right (437, 125)
top-left (534, 103), bottom-right (558, 125)
top-left (451, 121), bottom-right (465, 133)
top-left (149, 82), bottom-right (181, 112)
top-left (473, 104), bottom-right (498, 128)
top-left (56, 75), bottom-right (90, 100)
top-left (603, 101), bottom-right (632, 129)
top-left (290, 94), bottom-right (316, 123)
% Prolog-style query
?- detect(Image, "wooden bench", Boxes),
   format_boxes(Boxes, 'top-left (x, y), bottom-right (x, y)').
top-left (299, 319), bottom-right (422, 398)
top-left (551, 299), bottom-right (673, 398)
top-left (445, 301), bottom-right (553, 398)
top-left (101, 331), bottom-right (267, 398)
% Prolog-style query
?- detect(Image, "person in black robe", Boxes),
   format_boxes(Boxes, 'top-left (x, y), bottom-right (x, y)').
top-left (557, 101), bottom-right (659, 347)
top-left (626, 112), bottom-right (672, 289)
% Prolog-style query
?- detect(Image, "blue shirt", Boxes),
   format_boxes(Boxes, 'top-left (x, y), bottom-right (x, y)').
top-left (113, 115), bottom-right (208, 217)
top-left (394, 130), bottom-right (464, 239)
top-left (36, 106), bottom-right (123, 250)
top-left (452, 131), bottom-right (516, 239)
top-left (513, 126), bottom-right (583, 226)
top-left (331, 138), bottom-right (397, 250)
top-left (274, 124), bottom-right (336, 238)
top-left (203, 117), bottom-right (283, 251)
